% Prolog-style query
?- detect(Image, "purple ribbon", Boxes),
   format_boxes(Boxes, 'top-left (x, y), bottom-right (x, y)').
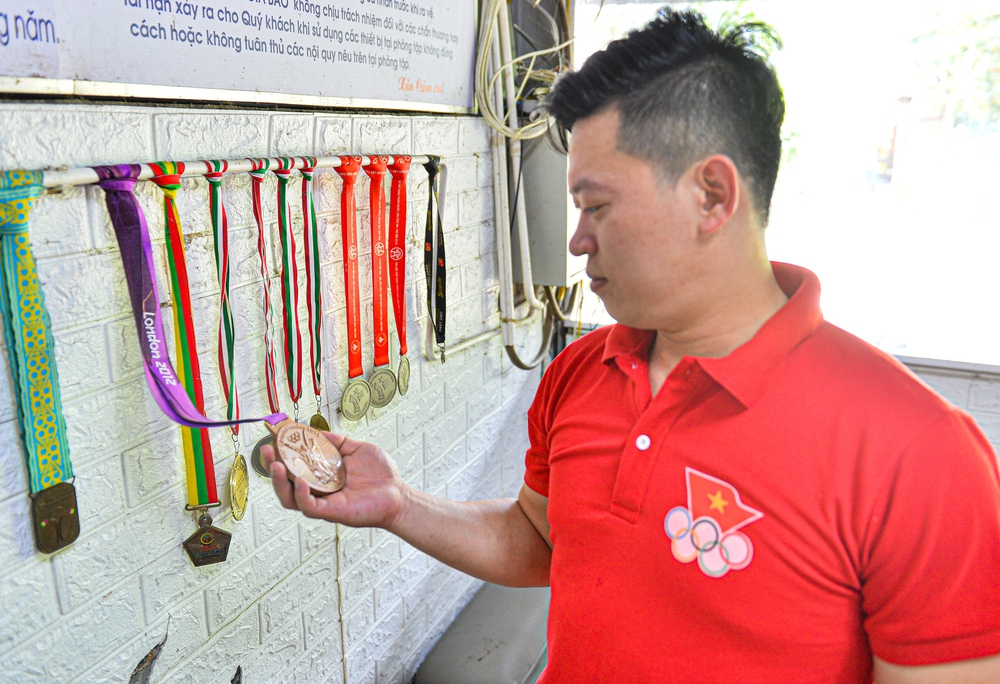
top-left (94, 164), bottom-right (286, 429)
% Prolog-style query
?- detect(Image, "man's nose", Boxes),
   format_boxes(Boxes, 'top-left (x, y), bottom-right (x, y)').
top-left (568, 216), bottom-right (596, 257)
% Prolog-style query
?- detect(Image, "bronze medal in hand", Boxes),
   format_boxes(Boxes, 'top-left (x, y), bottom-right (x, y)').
top-left (267, 419), bottom-right (346, 495)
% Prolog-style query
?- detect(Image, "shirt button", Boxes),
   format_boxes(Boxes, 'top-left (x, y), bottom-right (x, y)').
top-left (635, 434), bottom-right (651, 451)
top-left (684, 368), bottom-right (692, 378)
top-left (631, 362), bottom-right (638, 369)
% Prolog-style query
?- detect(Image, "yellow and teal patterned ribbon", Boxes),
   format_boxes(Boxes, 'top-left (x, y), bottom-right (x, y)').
top-left (0, 170), bottom-right (72, 494)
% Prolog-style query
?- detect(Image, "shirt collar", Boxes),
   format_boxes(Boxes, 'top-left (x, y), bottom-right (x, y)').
top-left (601, 262), bottom-right (824, 408)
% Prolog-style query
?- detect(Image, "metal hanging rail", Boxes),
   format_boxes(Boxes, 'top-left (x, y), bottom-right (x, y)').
top-left (40, 155), bottom-right (432, 189)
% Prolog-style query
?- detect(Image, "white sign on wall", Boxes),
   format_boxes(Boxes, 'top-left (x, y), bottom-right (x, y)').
top-left (0, 0), bottom-right (476, 112)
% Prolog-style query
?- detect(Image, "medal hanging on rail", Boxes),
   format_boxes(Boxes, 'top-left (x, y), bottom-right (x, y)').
top-left (423, 157), bottom-right (447, 361)
top-left (387, 156), bottom-right (411, 395)
top-left (363, 156), bottom-right (397, 409)
top-left (247, 159), bottom-right (283, 478)
top-left (300, 158), bottom-right (331, 432)
top-left (148, 162), bottom-right (232, 564)
top-left (335, 156), bottom-right (371, 421)
top-left (204, 160), bottom-right (248, 522)
top-left (0, 171), bottom-right (78, 554)
top-left (95, 164), bottom-right (278, 567)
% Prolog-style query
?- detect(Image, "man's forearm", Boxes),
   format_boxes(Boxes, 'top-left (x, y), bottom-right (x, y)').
top-left (387, 486), bottom-right (552, 587)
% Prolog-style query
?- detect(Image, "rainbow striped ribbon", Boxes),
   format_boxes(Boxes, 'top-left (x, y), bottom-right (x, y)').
top-left (248, 159), bottom-right (281, 414)
top-left (149, 162), bottom-right (217, 508)
top-left (0, 171), bottom-right (73, 493)
top-left (299, 157), bottom-right (323, 401)
top-left (204, 160), bottom-right (239, 434)
top-left (273, 157), bottom-right (303, 407)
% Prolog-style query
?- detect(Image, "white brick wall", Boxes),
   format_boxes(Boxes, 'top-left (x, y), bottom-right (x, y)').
top-left (0, 102), bottom-right (541, 684)
top-left (901, 356), bottom-right (1000, 456)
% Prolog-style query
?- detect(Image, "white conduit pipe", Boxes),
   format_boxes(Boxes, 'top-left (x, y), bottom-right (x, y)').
top-left (492, 28), bottom-right (519, 348)
top-left (497, 4), bottom-right (545, 313)
top-left (40, 155), bottom-right (431, 189)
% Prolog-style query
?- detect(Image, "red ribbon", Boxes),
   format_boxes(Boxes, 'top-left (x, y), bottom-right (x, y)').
top-left (388, 156), bottom-right (411, 357)
top-left (364, 156), bottom-right (391, 369)
top-left (336, 157), bottom-right (365, 380)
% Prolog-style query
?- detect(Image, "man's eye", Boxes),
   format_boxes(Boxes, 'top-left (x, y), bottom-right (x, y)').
top-left (584, 204), bottom-right (605, 215)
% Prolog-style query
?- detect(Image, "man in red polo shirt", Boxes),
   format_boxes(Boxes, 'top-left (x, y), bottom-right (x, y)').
top-left (264, 10), bottom-right (1000, 682)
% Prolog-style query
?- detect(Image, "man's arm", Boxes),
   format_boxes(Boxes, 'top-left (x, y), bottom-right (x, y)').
top-left (874, 653), bottom-right (1000, 683)
top-left (263, 432), bottom-right (552, 587)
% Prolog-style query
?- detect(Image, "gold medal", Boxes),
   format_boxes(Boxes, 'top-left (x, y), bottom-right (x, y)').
top-left (229, 453), bottom-right (249, 521)
top-left (250, 434), bottom-right (273, 478)
top-left (266, 419), bottom-right (346, 495)
top-left (397, 356), bottom-right (410, 396)
top-left (369, 366), bottom-right (397, 409)
top-left (309, 412), bottom-right (331, 432)
top-left (341, 377), bottom-right (371, 421)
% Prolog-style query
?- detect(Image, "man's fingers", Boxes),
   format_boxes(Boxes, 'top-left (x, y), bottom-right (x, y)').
top-left (323, 431), bottom-right (366, 456)
top-left (269, 461), bottom-right (298, 510)
top-left (292, 476), bottom-right (320, 516)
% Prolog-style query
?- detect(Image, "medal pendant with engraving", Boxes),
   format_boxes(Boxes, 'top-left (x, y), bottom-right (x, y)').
top-left (309, 412), bottom-right (331, 432)
top-left (31, 482), bottom-right (81, 554)
top-left (340, 377), bottom-right (371, 422)
top-left (229, 454), bottom-right (249, 521)
top-left (267, 419), bottom-right (346, 495)
top-left (397, 356), bottom-right (410, 396)
top-left (251, 434), bottom-right (274, 478)
top-left (369, 366), bottom-right (397, 409)
top-left (184, 513), bottom-right (232, 567)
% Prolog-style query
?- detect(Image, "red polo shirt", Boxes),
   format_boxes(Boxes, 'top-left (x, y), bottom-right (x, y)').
top-left (525, 263), bottom-right (1000, 683)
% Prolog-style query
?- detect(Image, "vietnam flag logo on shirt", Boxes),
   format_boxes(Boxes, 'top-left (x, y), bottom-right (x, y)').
top-left (663, 468), bottom-right (763, 578)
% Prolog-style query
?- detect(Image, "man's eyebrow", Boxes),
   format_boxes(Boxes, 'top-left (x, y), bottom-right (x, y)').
top-left (569, 178), bottom-right (614, 196)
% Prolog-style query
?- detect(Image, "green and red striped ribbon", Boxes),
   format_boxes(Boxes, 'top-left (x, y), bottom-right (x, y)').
top-left (248, 159), bottom-right (281, 414)
top-left (273, 157), bottom-right (303, 407)
top-left (149, 161), bottom-right (218, 508)
top-left (204, 160), bottom-right (240, 436)
top-left (299, 158), bottom-right (324, 402)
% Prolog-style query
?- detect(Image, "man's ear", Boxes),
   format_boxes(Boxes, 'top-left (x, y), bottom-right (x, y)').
top-left (694, 155), bottom-right (740, 235)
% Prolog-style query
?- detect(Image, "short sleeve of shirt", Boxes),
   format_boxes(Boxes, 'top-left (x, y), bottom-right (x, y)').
top-left (524, 355), bottom-right (561, 497)
top-left (861, 408), bottom-right (1000, 665)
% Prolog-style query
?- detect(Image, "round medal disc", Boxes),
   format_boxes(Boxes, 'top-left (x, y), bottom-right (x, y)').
top-left (229, 454), bottom-right (249, 521)
top-left (309, 412), bottom-right (331, 432)
top-left (269, 420), bottom-right (346, 495)
top-left (251, 434), bottom-right (274, 478)
top-left (340, 378), bottom-right (371, 422)
top-left (369, 366), bottom-right (397, 409)
top-left (397, 356), bottom-right (410, 396)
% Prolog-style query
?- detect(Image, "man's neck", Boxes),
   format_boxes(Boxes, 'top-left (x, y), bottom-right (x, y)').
top-left (647, 266), bottom-right (789, 397)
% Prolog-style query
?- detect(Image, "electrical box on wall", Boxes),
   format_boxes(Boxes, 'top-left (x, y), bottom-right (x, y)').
top-left (511, 137), bottom-right (587, 287)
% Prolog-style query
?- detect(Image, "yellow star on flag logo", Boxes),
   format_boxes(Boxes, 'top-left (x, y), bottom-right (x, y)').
top-left (707, 490), bottom-right (729, 514)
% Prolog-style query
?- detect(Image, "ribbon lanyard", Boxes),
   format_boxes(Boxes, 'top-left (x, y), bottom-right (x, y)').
top-left (423, 157), bottom-right (447, 360)
top-left (387, 156), bottom-right (412, 395)
top-left (273, 157), bottom-right (303, 416)
top-left (0, 171), bottom-right (78, 554)
top-left (299, 158), bottom-right (330, 431)
top-left (248, 159), bottom-right (281, 414)
top-left (335, 157), bottom-right (372, 421)
top-left (205, 161), bottom-right (251, 525)
top-left (363, 156), bottom-right (398, 409)
top-left (149, 161), bottom-right (220, 509)
top-left (204, 161), bottom-right (240, 438)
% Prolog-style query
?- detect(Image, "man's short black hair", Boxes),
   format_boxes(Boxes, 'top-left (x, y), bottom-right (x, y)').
top-left (545, 8), bottom-right (785, 223)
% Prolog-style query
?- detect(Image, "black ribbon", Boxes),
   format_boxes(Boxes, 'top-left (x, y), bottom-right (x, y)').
top-left (423, 157), bottom-right (446, 357)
